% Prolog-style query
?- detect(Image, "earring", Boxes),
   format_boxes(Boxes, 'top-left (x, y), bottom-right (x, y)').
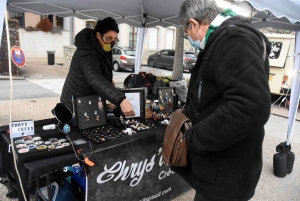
top-left (169, 99), bottom-right (173, 107)
top-left (84, 112), bottom-right (89, 121)
top-left (159, 95), bottom-right (164, 106)
top-left (98, 97), bottom-right (103, 110)
top-left (171, 90), bottom-right (175, 96)
top-left (164, 93), bottom-right (169, 103)
top-left (95, 111), bottom-right (99, 121)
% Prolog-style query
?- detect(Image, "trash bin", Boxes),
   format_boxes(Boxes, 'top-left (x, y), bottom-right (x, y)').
top-left (47, 51), bottom-right (55, 65)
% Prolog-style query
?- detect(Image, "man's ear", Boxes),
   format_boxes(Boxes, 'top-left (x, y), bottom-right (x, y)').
top-left (189, 19), bottom-right (199, 30)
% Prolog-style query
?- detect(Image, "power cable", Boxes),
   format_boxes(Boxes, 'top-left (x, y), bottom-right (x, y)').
top-left (5, 9), bottom-right (28, 201)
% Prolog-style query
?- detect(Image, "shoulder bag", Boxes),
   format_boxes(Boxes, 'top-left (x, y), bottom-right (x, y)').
top-left (162, 108), bottom-right (192, 167)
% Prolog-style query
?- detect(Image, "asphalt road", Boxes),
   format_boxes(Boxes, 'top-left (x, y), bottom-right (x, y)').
top-left (0, 80), bottom-right (59, 101)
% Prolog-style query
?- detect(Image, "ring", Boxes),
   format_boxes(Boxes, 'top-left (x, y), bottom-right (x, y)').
top-left (36, 145), bottom-right (47, 150)
top-left (18, 148), bottom-right (29, 153)
top-left (59, 139), bottom-right (67, 143)
top-left (16, 144), bottom-right (27, 149)
top-left (62, 142), bottom-right (70, 146)
top-left (48, 145), bottom-right (55, 149)
top-left (35, 141), bottom-right (44, 145)
top-left (23, 136), bottom-right (32, 141)
top-left (27, 144), bottom-right (36, 149)
top-left (32, 137), bottom-right (41, 141)
top-left (24, 140), bottom-right (34, 144)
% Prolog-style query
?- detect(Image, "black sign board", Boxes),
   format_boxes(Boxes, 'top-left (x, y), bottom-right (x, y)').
top-left (87, 127), bottom-right (190, 200)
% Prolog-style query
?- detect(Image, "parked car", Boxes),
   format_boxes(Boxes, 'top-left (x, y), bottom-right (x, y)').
top-left (112, 47), bottom-right (136, 71)
top-left (147, 49), bottom-right (197, 72)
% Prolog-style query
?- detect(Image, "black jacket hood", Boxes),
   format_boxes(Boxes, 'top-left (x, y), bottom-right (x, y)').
top-left (74, 28), bottom-right (107, 54)
top-left (74, 28), bottom-right (112, 61)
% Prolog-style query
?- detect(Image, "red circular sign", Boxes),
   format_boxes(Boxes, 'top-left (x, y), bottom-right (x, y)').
top-left (11, 46), bottom-right (26, 67)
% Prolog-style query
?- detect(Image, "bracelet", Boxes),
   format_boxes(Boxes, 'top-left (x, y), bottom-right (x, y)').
top-left (52, 103), bottom-right (73, 134)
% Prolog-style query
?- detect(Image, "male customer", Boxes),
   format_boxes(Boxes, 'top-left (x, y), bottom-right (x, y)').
top-left (172, 0), bottom-right (271, 200)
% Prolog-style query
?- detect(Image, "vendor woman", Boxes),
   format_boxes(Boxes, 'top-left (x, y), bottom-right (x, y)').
top-left (60, 17), bottom-right (135, 117)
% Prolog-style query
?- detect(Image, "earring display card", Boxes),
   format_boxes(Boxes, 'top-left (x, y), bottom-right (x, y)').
top-left (157, 87), bottom-right (176, 113)
top-left (74, 95), bottom-right (107, 130)
top-left (119, 88), bottom-right (145, 119)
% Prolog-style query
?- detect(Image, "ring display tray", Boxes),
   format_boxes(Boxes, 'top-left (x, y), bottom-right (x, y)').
top-left (79, 125), bottom-right (128, 144)
top-left (13, 133), bottom-right (73, 163)
top-left (123, 119), bottom-right (158, 132)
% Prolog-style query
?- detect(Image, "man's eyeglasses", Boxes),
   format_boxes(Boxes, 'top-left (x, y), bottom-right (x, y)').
top-left (101, 34), bottom-right (119, 43)
top-left (182, 23), bottom-right (191, 40)
top-left (182, 32), bottom-right (189, 40)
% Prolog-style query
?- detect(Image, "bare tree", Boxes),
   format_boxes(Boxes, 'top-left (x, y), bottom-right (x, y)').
top-left (172, 26), bottom-right (184, 80)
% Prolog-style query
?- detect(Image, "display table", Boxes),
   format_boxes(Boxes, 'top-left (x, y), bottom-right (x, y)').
top-left (0, 118), bottom-right (191, 201)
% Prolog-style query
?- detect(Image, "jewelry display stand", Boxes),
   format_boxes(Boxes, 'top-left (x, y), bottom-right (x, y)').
top-left (157, 87), bottom-right (176, 113)
top-left (74, 95), bottom-right (129, 144)
top-left (74, 95), bottom-right (107, 130)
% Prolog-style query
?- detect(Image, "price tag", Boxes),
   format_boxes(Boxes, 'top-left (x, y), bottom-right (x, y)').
top-left (9, 120), bottom-right (35, 138)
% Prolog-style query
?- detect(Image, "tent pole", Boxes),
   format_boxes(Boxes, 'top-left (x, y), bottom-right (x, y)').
top-left (286, 30), bottom-right (300, 145)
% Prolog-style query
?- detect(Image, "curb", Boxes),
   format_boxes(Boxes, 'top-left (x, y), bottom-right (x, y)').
top-left (0, 76), bottom-right (25, 80)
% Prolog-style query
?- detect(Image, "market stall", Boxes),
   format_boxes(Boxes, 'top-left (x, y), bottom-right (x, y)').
top-left (0, 117), bottom-right (190, 201)
top-left (0, 84), bottom-right (190, 201)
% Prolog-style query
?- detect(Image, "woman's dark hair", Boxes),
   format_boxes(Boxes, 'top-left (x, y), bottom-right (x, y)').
top-left (94, 17), bottom-right (119, 34)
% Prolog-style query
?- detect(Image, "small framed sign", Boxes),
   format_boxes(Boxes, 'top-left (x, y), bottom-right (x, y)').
top-left (119, 88), bottom-right (145, 119)
top-left (9, 120), bottom-right (35, 138)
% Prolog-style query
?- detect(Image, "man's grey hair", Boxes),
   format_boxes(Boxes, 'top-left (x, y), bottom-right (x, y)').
top-left (179, 0), bottom-right (222, 30)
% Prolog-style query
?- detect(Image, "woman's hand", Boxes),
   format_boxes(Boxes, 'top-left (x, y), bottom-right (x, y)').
top-left (107, 103), bottom-right (117, 110)
top-left (120, 99), bottom-right (135, 117)
top-left (112, 80), bottom-right (116, 87)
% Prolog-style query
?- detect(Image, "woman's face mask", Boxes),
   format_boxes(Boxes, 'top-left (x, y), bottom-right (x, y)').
top-left (97, 32), bottom-right (119, 52)
top-left (102, 43), bottom-right (112, 52)
top-left (101, 33), bottom-right (119, 52)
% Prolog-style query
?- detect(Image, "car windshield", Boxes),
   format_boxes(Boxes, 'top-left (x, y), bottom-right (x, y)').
top-left (185, 53), bottom-right (196, 58)
top-left (124, 50), bottom-right (136, 56)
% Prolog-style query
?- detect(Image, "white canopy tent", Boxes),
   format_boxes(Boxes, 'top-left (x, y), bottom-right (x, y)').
top-left (4, 0), bottom-right (253, 74)
top-left (1, 0), bottom-right (300, 199)
top-left (1, 0), bottom-right (300, 148)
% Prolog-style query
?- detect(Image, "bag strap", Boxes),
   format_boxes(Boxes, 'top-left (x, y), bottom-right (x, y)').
top-left (262, 37), bottom-right (267, 61)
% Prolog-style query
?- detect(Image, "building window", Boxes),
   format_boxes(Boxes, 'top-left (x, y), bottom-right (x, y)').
top-left (86, 21), bottom-right (96, 29)
top-left (148, 27), bottom-right (158, 50)
top-left (48, 14), bottom-right (53, 23)
top-left (129, 26), bottom-right (137, 48)
top-left (56, 16), bottom-right (64, 28)
top-left (8, 12), bottom-right (25, 28)
top-left (165, 29), bottom-right (174, 49)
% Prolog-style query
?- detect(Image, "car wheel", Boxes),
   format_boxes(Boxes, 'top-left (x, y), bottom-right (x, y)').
top-left (148, 59), bottom-right (155, 67)
top-left (113, 62), bottom-right (120, 72)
